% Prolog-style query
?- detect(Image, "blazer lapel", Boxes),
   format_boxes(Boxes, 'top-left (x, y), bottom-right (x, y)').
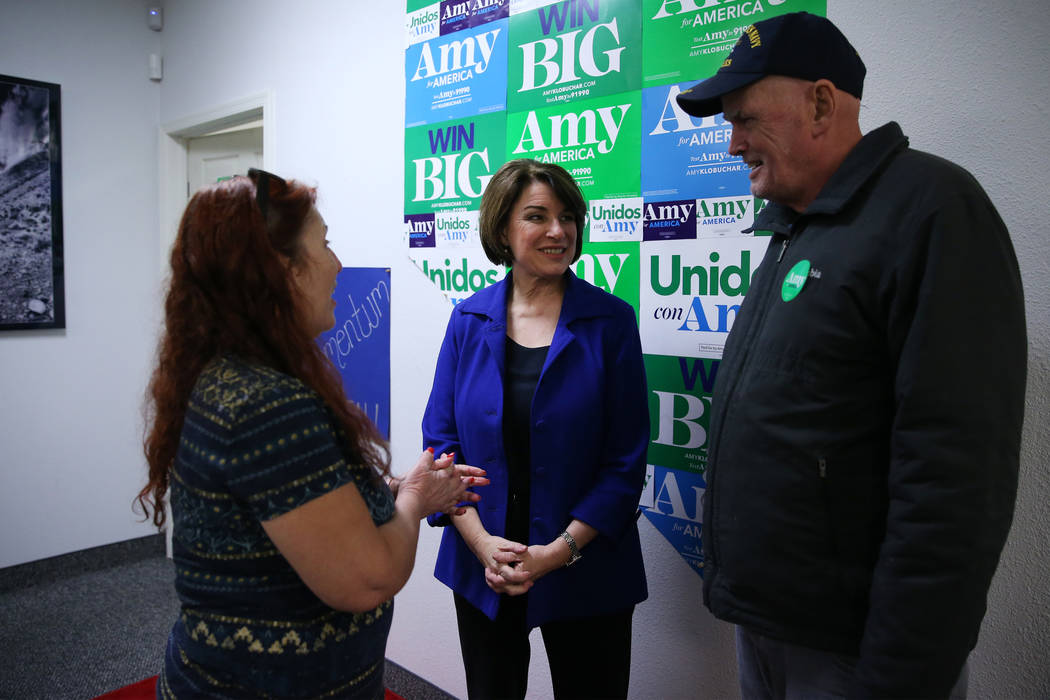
top-left (480, 276), bottom-right (509, 378)
top-left (543, 272), bottom-right (587, 375)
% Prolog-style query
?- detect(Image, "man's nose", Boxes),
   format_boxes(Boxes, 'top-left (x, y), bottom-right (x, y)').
top-left (728, 127), bottom-right (745, 156)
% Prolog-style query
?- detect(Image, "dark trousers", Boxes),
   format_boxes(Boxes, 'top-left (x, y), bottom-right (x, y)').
top-left (454, 592), bottom-right (634, 700)
top-left (736, 626), bottom-right (969, 699)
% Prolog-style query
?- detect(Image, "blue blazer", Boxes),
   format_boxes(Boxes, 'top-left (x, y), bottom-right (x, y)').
top-left (422, 271), bottom-right (649, 629)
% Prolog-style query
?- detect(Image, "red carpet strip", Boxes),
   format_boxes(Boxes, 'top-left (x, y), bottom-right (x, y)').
top-left (93, 676), bottom-right (407, 700)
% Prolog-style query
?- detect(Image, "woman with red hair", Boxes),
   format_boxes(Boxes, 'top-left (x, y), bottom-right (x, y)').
top-left (139, 169), bottom-right (485, 699)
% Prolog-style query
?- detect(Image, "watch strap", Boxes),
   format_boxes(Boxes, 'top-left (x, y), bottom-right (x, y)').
top-left (559, 530), bottom-right (582, 566)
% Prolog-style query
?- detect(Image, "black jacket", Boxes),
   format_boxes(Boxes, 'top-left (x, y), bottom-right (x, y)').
top-left (703, 122), bottom-right (1027, 698)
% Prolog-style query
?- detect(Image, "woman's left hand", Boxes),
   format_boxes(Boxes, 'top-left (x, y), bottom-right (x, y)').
top-left (436, 452), bottom-right (490, 515)
top-left (389, 453), bottom-right (489, 514)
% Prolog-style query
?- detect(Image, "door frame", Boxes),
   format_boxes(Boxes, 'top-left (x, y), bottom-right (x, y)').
top-left (157, 90), bottom-right (276, 272)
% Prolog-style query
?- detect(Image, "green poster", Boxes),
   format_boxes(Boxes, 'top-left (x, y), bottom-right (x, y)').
top-left (642, 0), bottom-right (826, 86)
top-left (407, 0), bottom-right (435, 13)
top-left (508, 0), bottom-right (642, 112)
top-left (505, 91), bottom-right (641, 201)
top-left (573, 241), bottom-right (640, 316)
top-left (405, 111), bottom-right (507, 215)
top-left (645, 353), bottom-right (718, 475)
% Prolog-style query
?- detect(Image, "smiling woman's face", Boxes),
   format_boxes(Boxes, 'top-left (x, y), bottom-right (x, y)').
top-left (503, 180), bottom-right (578, 285)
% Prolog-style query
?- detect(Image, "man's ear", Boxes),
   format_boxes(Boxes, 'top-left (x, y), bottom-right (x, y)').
top-left (811, 79), bottom-right (836, 135)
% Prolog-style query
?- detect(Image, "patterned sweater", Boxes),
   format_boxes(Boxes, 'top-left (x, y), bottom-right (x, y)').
top-left (158, 356), bottom-right (394, 699)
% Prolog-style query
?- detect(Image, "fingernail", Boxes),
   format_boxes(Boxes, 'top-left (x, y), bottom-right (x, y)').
top-left (426, 447), bottom-right (434, 454)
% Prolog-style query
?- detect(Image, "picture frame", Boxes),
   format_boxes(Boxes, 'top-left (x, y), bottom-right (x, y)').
top-left (0, 73), bottom-right (64, 330)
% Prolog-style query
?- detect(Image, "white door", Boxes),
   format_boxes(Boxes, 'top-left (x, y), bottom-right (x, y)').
top-left (186, 126), bottom-right (263, 195)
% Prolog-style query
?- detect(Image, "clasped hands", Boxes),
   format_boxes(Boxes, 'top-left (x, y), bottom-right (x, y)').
top-left (392, 448), bottom-right (490, 519)
top-left (477, 536), bottom-right (563, 596)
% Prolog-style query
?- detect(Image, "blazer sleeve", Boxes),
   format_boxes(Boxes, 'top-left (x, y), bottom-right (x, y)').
top-left (569, 304), bottom-right (650, 541)
top-left (422, 309), bottom-right (466, 527)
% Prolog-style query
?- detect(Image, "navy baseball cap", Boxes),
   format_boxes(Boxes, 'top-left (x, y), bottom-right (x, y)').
top-left (676, 12), bottom-right (866, 117)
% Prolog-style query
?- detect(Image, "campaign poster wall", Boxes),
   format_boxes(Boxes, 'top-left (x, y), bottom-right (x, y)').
top-left (404, 0), bottom-right (826, 577)
top-left (318, 268), bottom-right (392, 439)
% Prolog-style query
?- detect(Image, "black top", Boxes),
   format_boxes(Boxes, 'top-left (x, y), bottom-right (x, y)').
top-left (502, 336), bottom-right (549, 545)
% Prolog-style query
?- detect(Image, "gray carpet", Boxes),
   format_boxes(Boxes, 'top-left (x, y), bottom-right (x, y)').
top-left (0, 535), bottom-right (456, 699)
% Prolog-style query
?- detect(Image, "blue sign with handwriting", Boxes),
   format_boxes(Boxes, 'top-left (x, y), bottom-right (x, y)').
top-left (318, 267), bottom-right (391, 439)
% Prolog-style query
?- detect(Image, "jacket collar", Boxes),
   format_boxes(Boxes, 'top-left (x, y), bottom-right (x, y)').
top-left (459, 269), bottom-right (614, 377)
top-left (457, 269), bottom-right (614, 326)
top-left (747, 121), bottom-right (910, 235)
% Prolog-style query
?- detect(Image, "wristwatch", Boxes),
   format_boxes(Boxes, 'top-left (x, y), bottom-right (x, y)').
top-left (559, 530), bottom-right (582, 567)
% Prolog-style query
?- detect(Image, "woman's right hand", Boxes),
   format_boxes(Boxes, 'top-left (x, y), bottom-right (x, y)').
top-left (397, 449), bottom-right (486, 520)
top-left (468, 533), bottom-right (533, 596)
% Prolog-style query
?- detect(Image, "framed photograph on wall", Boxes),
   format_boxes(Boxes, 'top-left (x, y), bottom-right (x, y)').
top-left (0, 74), bottom-right (64, 330)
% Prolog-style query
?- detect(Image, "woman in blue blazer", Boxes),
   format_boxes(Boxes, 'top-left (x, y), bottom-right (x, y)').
top-left (423, 159), bottom-right (649, 700)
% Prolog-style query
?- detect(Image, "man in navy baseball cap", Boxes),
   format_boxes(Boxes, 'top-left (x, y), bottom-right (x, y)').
top-left (676, 11), bottom-right (865, 118)
top-left (685, 10), bottom-right (1026, 700)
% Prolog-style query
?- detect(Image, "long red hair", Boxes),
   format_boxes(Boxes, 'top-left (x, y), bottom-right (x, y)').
top-left (138, 174), bottom-right (388, 526)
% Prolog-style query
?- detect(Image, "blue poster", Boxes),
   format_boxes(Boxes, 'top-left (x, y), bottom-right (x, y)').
top-left (639, 464), bottom-right (706, 576)
top-left (641, 80), bottom-right (749, 198)
top-left (405, 213), bottom-right (437, 248)
top-left (643, 197), bottom-right (697, 241)
top-left (318, 268), bottom-right (392, 439)
top-left (439, 0), bottom-right (509, 35)
top-left (406, 18), bottom-right (509, 127)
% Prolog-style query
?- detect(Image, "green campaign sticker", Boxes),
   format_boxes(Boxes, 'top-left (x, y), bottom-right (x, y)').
top-left (781, 259), bottom-right (810, 302)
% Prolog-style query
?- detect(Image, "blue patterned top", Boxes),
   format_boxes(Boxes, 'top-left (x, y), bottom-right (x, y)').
top-left (158, 356), bottom-right (395, 699)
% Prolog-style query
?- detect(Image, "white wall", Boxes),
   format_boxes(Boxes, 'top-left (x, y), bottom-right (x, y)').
top-left (0, 0), bottom-right (162, 567)
top-left (2, 1), bottom-right (1047, 698)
